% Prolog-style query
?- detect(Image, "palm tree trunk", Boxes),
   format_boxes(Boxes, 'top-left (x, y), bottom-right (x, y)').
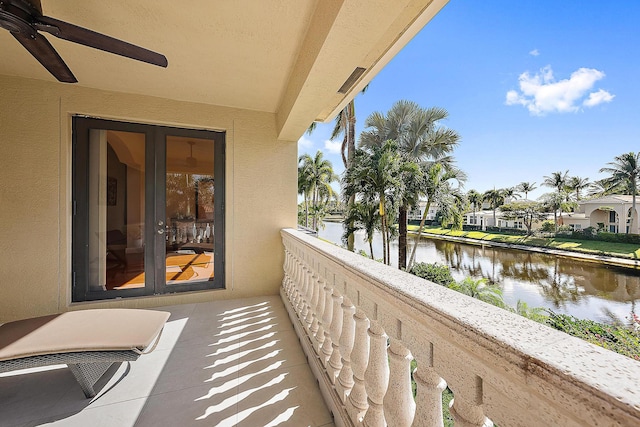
top-left (386, 226), bottom-right (391, 265)
top-left (312, 188), bottom-right (318, 230)
top-left (304, 194), bottom-right (309, 228)
top-left (407, 199), bottom-right (432, 271)
top-left (631, 191), bottom-right (637, 234)
top-left (558, 207), bottom-right (563, 230)
top-left (472, 204), bottom-right (476, 228)
top-left (369, 238), bottom-right (374, 259)
top-left (347, 195), bottom-right (355, 251)
top-left (398, 205), bottom-right (407, 270)
top-left (346, 102), bottom-right (357, 252)
top-left (381, 213), bottom-right (387, 264)
top-left (379, 196), bottom-right (388, 265)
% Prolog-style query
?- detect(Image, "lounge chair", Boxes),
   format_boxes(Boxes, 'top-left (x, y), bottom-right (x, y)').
top-left (0, 309), bottom-right (170, 398)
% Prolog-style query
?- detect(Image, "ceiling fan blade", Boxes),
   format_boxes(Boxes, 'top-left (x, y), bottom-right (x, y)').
top-left (12, 31), bottom-right (77, 83)
top-left (35, 16), bottom-right (168, 68)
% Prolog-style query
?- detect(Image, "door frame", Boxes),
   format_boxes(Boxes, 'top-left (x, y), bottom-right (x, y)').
top-left (72, 116), bottom-right (225, 302)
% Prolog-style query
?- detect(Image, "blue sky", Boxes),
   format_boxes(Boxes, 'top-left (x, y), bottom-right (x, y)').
top-left (298, 1), bottom-right (640, 201)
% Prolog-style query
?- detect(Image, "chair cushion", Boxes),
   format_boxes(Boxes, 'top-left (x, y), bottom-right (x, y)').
top-left (0, 309), bottom-right (170, 362)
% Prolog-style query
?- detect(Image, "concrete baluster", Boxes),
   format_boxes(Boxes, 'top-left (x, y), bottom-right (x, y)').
top-left (293, 259), bottom-right (303, 304)
top-left (309, 272), bottom-right (321, 338)
top-left (286, 252), bottom-right (296, 297)
top-left (288, 258), bottom-right (298, 307)
top-left (314, 277), bottom-right (328, 353)
top-left (327, 290), bottom-right (344, 382)
top-left (347, 309), bottom-right (370, 425)
top-left (304, 267), bottom-right (317, 331)
top-left (282, 249), bottom-right (290, 291)
top-left (413, 365), bottom-right (446, 427)
top-left (286, 252), bottom-right (297, 299)
top-left (449, 376), bottom-right (493, 427)
top-left (299, 265), bottom-right (310, 321)
top-left (293, 262), bottom-right (305, 315)
top-left (383, 340), bottom-right (415, 427)
top-left (336, 296), bottom-right (356, 402)
top-left (320, 281), bottom-right (334, 367)
top-left (362, 321), bottom-right (389, 427)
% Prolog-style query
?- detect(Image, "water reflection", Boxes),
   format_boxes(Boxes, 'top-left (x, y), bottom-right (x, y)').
top-left (318, 221), bottom-right (639, 322)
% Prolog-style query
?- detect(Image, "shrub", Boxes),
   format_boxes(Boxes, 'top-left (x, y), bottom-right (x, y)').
top-left (540, 220), bottom-right (556, 232)
top-left (569, 228), bottom-right (640, 244)
top-left (409, 262), bottom-right (455, 287)
top-left (546, 311), bottom-right (640, 360)
top-left (555, 225), bottom-right (572, 236)
top-left (571, 227), bottom-right (597, 240)
top-left (462, 225), bottom-right (482, 231)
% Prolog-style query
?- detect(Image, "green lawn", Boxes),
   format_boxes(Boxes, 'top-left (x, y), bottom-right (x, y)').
top-left (407, 226), bottom-right (640, 259)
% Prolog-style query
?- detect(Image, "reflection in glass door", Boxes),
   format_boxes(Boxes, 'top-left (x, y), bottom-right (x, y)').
top-left (86, 129), bottom-right (146, 292)
top-left (73, 117), bottom-right (225, 302)
top-left (164, 136), bottom-right (215, 285)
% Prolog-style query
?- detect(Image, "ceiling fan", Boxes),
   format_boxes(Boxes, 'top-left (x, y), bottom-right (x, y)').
top-left (0, 0), bottom-right (167, 83)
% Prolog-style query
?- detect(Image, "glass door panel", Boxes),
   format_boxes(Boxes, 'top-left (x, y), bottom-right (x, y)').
top-left (164, 136), bottom-right (215, 285)
top-left (87, 129), bottom-right (146, 292)
top-left (73, 116), bottom-right (224, 302)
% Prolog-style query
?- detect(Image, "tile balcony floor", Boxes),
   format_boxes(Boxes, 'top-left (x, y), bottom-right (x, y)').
top-left (0, 296), bottom-right (334, 427)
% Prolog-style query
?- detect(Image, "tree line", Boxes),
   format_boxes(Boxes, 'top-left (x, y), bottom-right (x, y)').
top-left (299, 97), bottom-right (640, 271)
top-left (468, 152), bottom-right (640, 234)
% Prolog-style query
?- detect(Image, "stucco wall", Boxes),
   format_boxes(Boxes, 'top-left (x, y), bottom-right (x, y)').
top-left (0, 75), bottom-right (297, 322)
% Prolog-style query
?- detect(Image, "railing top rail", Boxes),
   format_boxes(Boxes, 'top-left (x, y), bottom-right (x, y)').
top-left (281, 228), bottom-right (640, 424)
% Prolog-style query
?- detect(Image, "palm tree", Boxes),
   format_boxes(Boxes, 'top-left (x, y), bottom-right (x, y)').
top-left (516, 181), bottom-right (537, 200)
top-left (438, 189), bottom-right (467, 230)
top-left (298, 151), bottom-right (338, 231)
top-left (467, 189), bottom-right (482, 226)
top-left (449, 277), bottom-right (505, 308)
top-left (323, 86), bottom-right (368, 251)
top-left (483, 188), bottom-right (505, 227)
top-left (360, 100), bottom-right (460, 269)
top-left (567, 176), bottom-right (590, 201)
top-left (514, 300), bottom-right (547, 323)
top-left (407, 162), bottom-right (466, 271)
top-left (587, 179), bottom-right (610, 198)
top-left (343, 141), bottom-right (404, 265)
top-left (600, 152), bottom-right (640, 234)
top-left (297, 164), bottom-right (312, 227)
top-left (502, 187), bottom-right (520, 202)
top-left (343, 202), bottom-right (380, 259)
top-left (543, 170), bottom-right (569, 193)
top-left (543, 171), bottom-right (569, 230)
top-left (539, 192), bottom-right (564, 232)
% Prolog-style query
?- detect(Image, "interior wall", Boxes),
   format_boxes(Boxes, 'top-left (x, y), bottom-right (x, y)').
top-left (0, 74), bottom-right (297, 322)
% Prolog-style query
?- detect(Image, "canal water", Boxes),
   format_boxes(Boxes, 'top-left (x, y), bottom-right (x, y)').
top-left (317, 221), bottom-right (640, 323)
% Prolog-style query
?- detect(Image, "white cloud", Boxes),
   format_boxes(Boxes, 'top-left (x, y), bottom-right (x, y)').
top-left (583, 88), bottom-right (615, 107)
top-left (529, 49), bottom-right (540, 56)
top-left (297, 135), bottom-right (313, 150)
top-left (505, 65), bottom-right (614, 115)
top-left (324, 140), bottom-right (342, 154)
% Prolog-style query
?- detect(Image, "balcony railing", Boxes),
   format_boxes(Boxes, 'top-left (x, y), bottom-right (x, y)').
top-left (280, 228), bottom-right (640, 427)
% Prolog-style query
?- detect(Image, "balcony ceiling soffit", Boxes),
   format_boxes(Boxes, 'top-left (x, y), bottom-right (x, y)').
top-left (0, 0), bottom-right (448, 140)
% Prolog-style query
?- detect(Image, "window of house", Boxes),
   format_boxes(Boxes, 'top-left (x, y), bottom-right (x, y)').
top-left (72, 117), bottom-right (225, 301)
top-left (609, 211), bottom-right (617, 223)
